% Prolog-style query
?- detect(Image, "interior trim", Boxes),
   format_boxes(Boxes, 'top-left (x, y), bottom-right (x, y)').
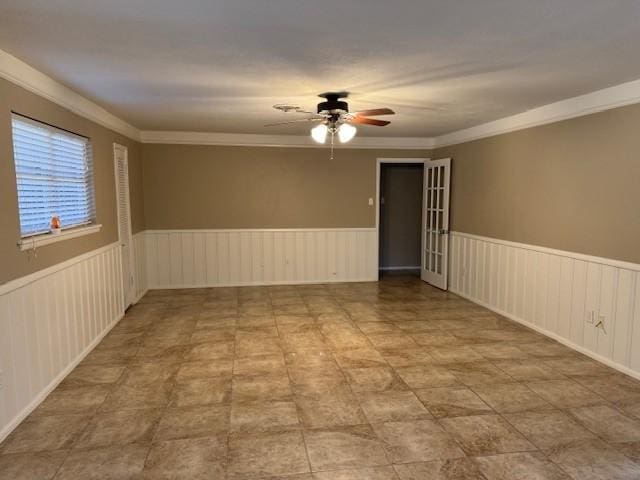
top-left (0, 242), bottom-right (125, 443)
top-left (17, 224), bottom-right (102, 251)
top-left (142, 228), bottom-right (378, 288)
top-left (375, 157), bottom-right (428, 277)
top-left (432, 78), bottom-right (640, 148)
top-left (0, 310), bottom-right (123, 443)
top-left (145, 227), bottom-right (377, 233)
top-left (139, 130), bottom-right (436, 150)
top-left (0, 49), bottom-right (140, 141)
top-left (379, 266), bottom-right (421, 271)
top-left (451, 231), bottom-right (640, 272)
top-left (138, 77), bottom-right (640, 148)
top-left (451, 287), bottom-right (640, 381)
top-left (132, 231), bottom-right (149, 304)
top-left (139, 79), bottom-right (640, 147)
top-left (4, 47), bottom-right (640, 149)
top-left (0, 241), bottom-right (119, 295)
top-left (449, 231), bottom-right (640, 381)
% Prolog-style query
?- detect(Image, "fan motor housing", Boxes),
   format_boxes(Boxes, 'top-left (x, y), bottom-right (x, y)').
top-left (317, 100), bottom-right (348, 114)
top-left (317, 92), bottom-right (349, 114)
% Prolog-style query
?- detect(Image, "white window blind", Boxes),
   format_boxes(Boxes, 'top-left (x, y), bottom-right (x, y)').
top-left (11, 114), bottom-right (95, 237)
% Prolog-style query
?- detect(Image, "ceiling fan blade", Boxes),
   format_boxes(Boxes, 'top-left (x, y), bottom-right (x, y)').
top-left (353, 108), bottom-right (395, 117)
top-left (293, 109), bottom-right (318, 115)
top-left (264, 118), bottom-right (324, 127)
top-left (349, 117), bottom-right (391, 126)
top-left (273, 105), bottom-right (317, 115)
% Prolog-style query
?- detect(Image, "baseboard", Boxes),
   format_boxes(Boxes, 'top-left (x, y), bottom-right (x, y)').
top-left (132, 288), bottom-right (149, 304)
top-left (450, 287), bottom-right (640, 382)
top-left (379, 266), bottom-right (420, 271)
top-left (148, 277), bottom-right (378, 290)
top-left (0, 311), bottom-right (124, 443)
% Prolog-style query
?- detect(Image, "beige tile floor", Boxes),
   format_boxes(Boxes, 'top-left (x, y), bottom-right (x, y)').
top-left (2, 276), bottom-right (640, 479)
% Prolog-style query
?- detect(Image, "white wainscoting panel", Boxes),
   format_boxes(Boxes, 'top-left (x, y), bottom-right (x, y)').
top-left (0, 243), bottom-right (124, 442)
top-left (449, 231), bottom-right (640, 379)
top-left (144, 229), bottom-right (378, 288)
top-left (133, 231), bottom-right (148, 302)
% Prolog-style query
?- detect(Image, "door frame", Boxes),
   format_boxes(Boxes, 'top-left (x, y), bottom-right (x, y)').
top-left (375, 157), bottom-right (429, 277)
top-left (113, 143), bottom-right (136, 308)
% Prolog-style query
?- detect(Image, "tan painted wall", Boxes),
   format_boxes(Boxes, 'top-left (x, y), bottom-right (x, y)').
top-left (0, 78), bottom-right (144, 285)
top-left (434, 103), bottom-right (640, 264)
top-left (141, 144), bottom-right (430, 229)
top-left (379, 164), bottom-right (423, 268)
top-left (5, 72), bottom-right (638, 286)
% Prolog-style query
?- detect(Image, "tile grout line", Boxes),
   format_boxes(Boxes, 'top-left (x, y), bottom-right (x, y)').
top-left (278, 290), bottom-right (314, 476)
top-left (4, 278), bottom-right (640, 478)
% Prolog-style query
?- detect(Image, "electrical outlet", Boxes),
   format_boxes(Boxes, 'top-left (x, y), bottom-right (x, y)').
top-left (596, 314), bottom-right (607, 334)
top-left (585, 310), bottom-right (595, 324)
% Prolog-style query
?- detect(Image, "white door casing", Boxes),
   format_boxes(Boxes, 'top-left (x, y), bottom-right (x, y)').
top-left (375, 158), bottom-right (428, 276)
top-left (421, 158), bottom-right (451, 289)
top-left (113, 143), bottom-right (136, 307)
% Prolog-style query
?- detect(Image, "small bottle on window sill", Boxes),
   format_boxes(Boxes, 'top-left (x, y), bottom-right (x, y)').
top-left (50, 215), bottom-right (61, 235)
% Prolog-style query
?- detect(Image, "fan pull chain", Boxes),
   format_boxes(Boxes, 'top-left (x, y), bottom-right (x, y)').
top-left (330, 130), bottom-right (335, 160)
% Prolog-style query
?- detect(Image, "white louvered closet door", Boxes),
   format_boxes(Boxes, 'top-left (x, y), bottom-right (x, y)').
top-left (421, 158), bottom-right (451, 290)
top-left (114, 144), bottom-right (135, 307)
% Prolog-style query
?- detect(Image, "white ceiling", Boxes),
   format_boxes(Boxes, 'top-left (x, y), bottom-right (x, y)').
top-left (1, 1), bottom-right (640, 137)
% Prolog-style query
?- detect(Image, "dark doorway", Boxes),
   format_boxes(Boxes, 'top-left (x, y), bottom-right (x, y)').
top-left (379, 163), bottom-right (424, 278)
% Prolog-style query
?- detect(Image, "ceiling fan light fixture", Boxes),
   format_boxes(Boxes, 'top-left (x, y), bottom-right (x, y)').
top-left (311, 123), bottom-right (328, 144)
top-left (338, 123), bottom-right (357, 143)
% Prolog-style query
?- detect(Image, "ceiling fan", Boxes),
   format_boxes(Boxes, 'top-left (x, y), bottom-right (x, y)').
top-left (266, 92), bottom-right (395, 145)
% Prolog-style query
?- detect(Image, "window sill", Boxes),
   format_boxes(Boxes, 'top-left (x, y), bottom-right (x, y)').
top-left (18, 224), bottom-right (102, 251)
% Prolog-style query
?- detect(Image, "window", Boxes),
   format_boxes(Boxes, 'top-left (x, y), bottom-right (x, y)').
top-left (11, 114), bottom-right (96, 238)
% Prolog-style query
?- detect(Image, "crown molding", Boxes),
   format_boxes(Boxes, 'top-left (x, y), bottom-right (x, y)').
top-left (140, 78), bottom-right (640, 149)
top-left (4, 47), bottom-right (640, 150)
top-left (139, 130), bottom-right (436, 149)
top-left (432, 78), bottom-right (640, 148)
top-left (0, 49), bottom-right (140, 141)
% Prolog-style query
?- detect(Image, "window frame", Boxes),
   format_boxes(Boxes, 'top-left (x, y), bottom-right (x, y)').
top-left (11, 113), bottom-right (101, 250)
